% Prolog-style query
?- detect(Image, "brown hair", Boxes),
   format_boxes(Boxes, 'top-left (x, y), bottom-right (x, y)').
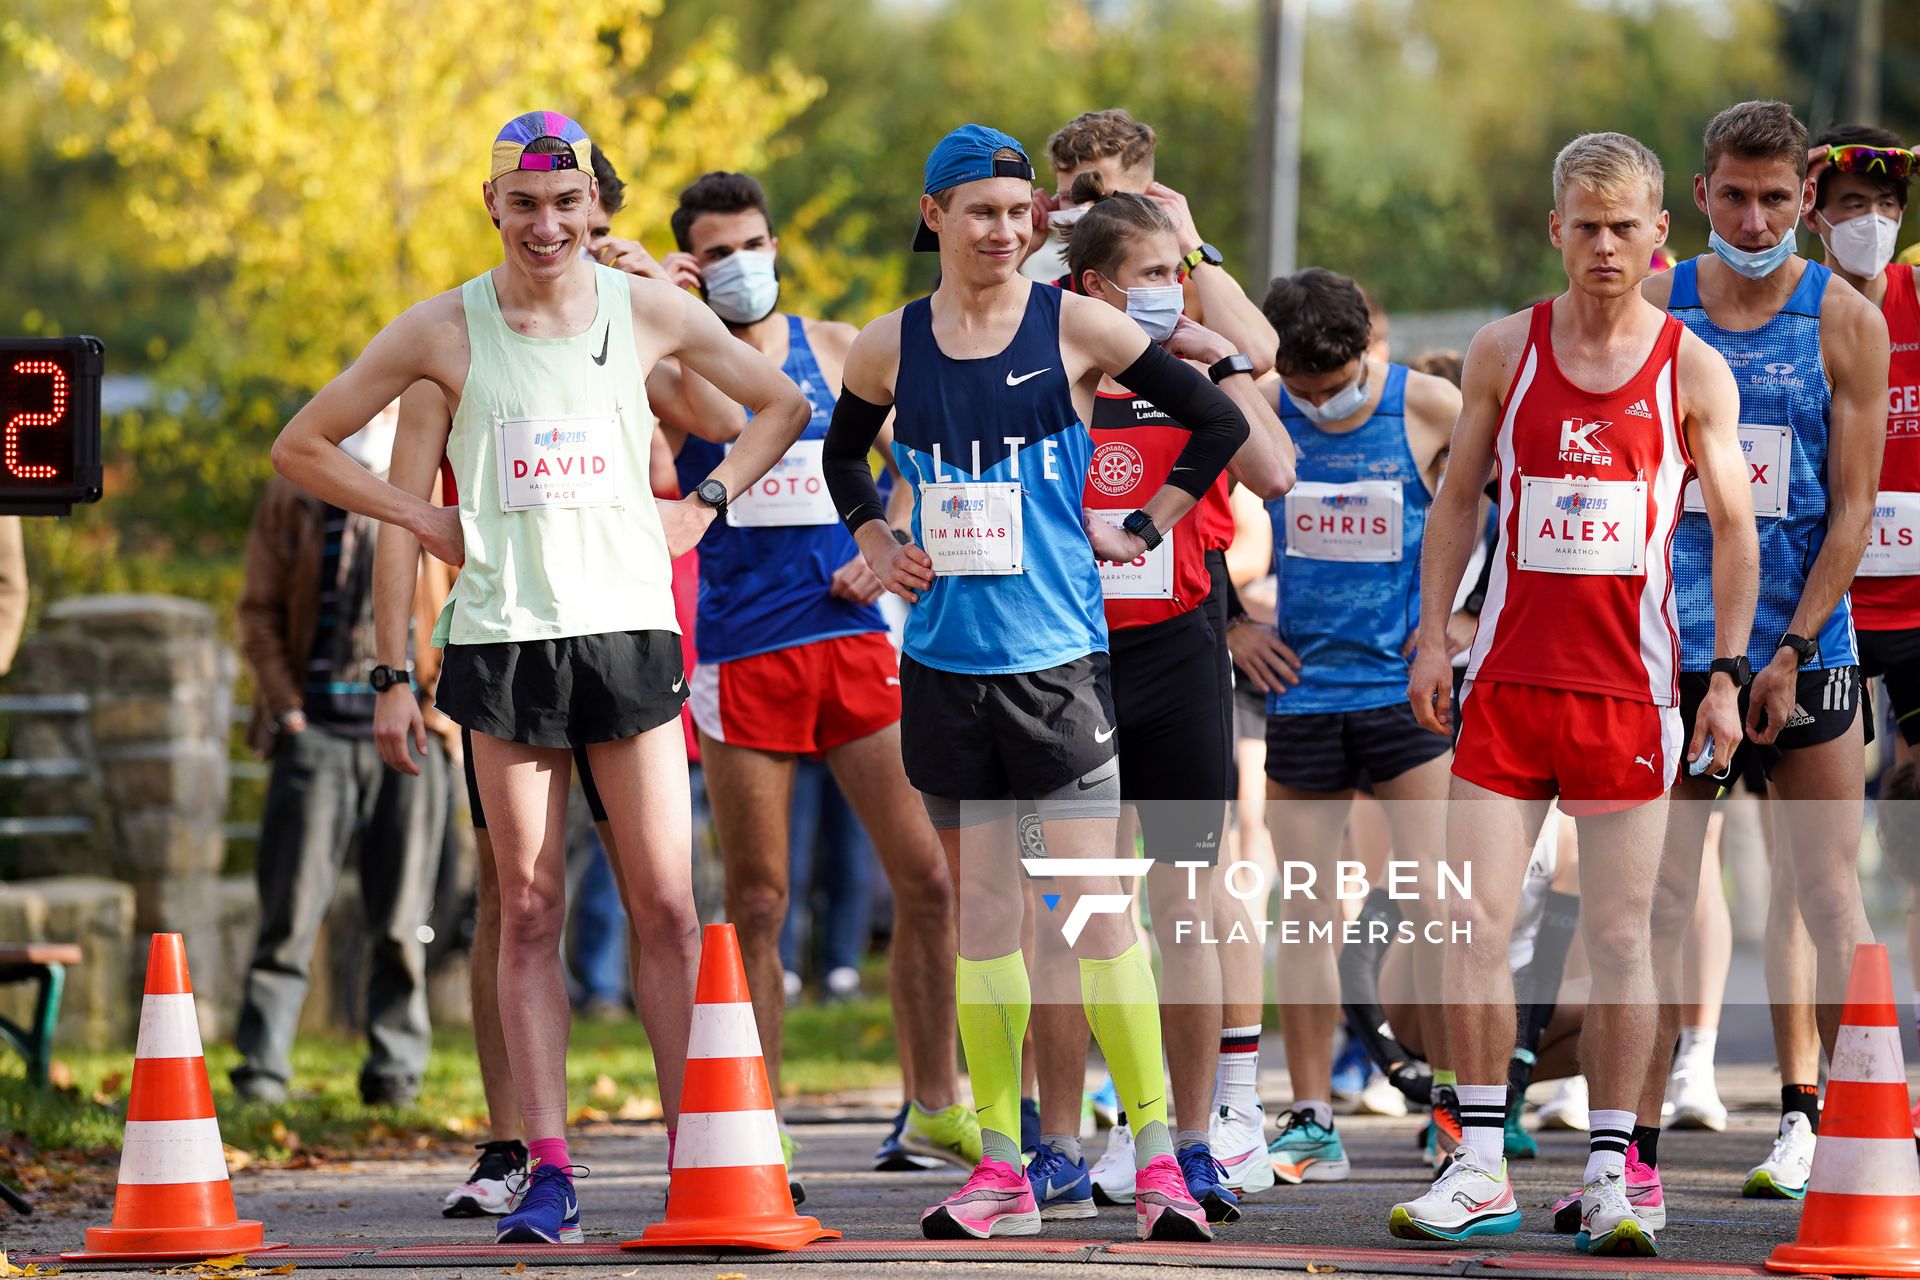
top-left (1410, 348), bottom-right (1464, 387)
top-left (1061, 172), bottom-right (1176, 289)
top-left (1702, 100), bottom-right (1809, 182)
top-left (1262, 269), bottom-right (1371, 376)
top-left (672, 171), bottom-right (773, 251)
top-left (1047, 109), bottom-right (1156, 175)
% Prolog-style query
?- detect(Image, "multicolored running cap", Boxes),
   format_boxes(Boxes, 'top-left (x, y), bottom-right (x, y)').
top-left (490, 111), bottom-right (592, 183)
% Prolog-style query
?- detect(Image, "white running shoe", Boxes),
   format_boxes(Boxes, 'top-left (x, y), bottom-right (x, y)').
top-left (1207, 1100), bottom-right (1275, 1194)
top-left (1663, 1056), bottom-right (1729, 1131)
top-left (1575, 1171), bottom-right (1657, 1255)
top-left (1358, 1070), bottom-right (1409, 1118)
top-left (1536, 1075), bottom-right (1590, 1131)
top-left (1744, 1111), bottom-right (1816, 1199)
top-left (1090, 1120), bottom-right (1137, 1205)
top-left (1387, 1145), bottom-right (1521, 1242)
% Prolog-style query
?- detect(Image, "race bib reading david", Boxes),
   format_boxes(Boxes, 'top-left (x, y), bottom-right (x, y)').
top-left (919, 482), bottom-right (1023, 575)
top-left (496, 414), bottom-right (621, 512)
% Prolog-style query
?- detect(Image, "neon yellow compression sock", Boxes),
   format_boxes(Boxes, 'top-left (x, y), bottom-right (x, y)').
top-left (1080, 942), bottom-right (1173, 1165)
top-left (955, 951), bottom-right (1029, 1167)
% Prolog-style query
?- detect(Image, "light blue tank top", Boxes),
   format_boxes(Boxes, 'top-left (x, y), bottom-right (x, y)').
top-left (1669, 256), bottom-right (1856, 669)
top-left (1267, 364), bottom-right (1430, 713)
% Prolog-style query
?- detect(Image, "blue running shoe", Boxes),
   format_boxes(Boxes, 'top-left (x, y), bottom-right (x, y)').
top-left (1024, 1143), bottom-right (1096, 1219)
top-left (1330, 1037), bottom-right (1370, 1106)
top-left (1267, 1110), bottom-right (1351, 1184)
top-left (1177, 1142), bottom-right (1241, 1224)
top-left (1088, 1076), bottom-right (1120, 1129)
top-left (1020, 1096), bottom-right (1042, 1155)
top-left (496, 1162), bottom-right (582, 1244)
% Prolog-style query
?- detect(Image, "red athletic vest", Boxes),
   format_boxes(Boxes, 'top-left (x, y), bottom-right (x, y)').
top-left (1852, 263), bottom-right (1920, 630)
top-left (1083, 390), bottom-right (1213, 629)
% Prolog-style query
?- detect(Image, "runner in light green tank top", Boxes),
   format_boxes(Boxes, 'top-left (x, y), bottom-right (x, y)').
top-left (273, 110), bottom-right (810, 1245)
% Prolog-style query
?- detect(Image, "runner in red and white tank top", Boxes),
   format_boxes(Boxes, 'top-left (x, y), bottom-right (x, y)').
top-left (1464, 300), bottom-right (1692, 709)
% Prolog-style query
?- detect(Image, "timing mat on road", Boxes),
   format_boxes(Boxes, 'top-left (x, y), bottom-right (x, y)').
top-left (20, 1240), bottom-right (1810, 1275)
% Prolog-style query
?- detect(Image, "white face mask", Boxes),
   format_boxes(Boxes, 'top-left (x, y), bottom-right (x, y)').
top-left (1822, 210), bottom-right (1901, 279)
top-left (1289, 369), bottom-right (1369, 426)
top-left (1102, 274), bottom-right (1184, 342)
top-left (700, 249), bottom-right (780, 326)
top-left (1048, 203), bottom-right (1090, 235)
top-left (340, 401), bottom-right (399, 475)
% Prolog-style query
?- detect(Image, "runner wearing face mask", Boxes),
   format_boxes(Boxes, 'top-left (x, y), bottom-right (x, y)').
top-left (1808, 128), bottom-right (1920, 754)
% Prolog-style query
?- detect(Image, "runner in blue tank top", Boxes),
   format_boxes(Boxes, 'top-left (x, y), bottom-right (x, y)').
top-left (1238, 269), bottom-right (1459, 1185)
top-left (1635, 101), bottom-right (1889, 1207)
top-left (648, 173), bottom-right (982, 1188)
top-left (824, 124), bottom-right (1248, 1243)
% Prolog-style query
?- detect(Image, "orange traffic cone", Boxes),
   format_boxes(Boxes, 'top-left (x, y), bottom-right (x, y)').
top-left (625, 924), bottom-right (839, 1251)
top-left (1768, 943), bottom-right (1920, 1276)
top-left (64, 934), bottom-right (281, 1262)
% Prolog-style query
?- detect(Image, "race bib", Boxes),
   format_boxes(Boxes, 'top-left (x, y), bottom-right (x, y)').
top-left (1283, 480), bottom-right (1404, 562)
top-left (1859, 490), bottom-right (1920, 577)
top-left (1683, 423), bottom-right (1790, 518)
top-left (1090, 509), bottom-right (1173, 599)
top-left (496, 414), bottom-right (621, 512)
top-left (919, 482), bottom-right (1023, 575)
top-left (726, 440), bottom-right (837, 528)
top-left (1516, 475), bottom-right (1647, 576)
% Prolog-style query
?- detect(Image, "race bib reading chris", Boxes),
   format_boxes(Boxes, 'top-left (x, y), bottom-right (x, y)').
top-left (919, 482), bottom-right (1023, 575)
top-left (1283, 480), bottom-right (1404, 562)
top-left (727, 440), bottom-right (837, 528)
top-left (1516, 475), bottom-right (1646, 576)
top-left (1682, 423), bottom-right (1790, 518)
top-left (1090, 509), bottom-right (1173, 599)
top-left (1859, 490), bottom-right (1920, 577)
top-left (496, 414), bottom-right (621, 512)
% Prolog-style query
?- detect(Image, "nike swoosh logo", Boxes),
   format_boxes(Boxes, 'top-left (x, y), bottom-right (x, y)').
top-left (671, 677), bottom-right (685, 693)
top-left (591, 325), bottom-right (610, 366)
top-left (1093, 726), bottom-right (1115, 743)
top-left (1006, 368), bottom-right (1050, 386)
top-left (1136, 1097), bottom-right (1162, 1111)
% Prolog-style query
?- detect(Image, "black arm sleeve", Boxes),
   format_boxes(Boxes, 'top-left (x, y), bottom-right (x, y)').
top-left (1117, 343), bottom-right (1250, 500)
top-left (823, 388), bottom-right (892, 537)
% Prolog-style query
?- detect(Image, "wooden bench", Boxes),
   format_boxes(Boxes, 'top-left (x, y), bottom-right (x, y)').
top-left (0, 943), bottom-right (82, 1089)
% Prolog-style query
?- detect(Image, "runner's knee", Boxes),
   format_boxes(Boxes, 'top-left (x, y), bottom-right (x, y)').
top-left (726, 876), bottom-right (788, 940)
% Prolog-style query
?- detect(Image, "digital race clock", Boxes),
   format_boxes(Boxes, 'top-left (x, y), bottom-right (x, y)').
top-left (0, 337), bottom-right (104, 516)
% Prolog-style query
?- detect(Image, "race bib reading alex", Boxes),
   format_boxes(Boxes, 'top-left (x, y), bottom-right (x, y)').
top-left (1683, 423), bottom-right (1790, 518)
top-left (1516, 475), bottom-right (1646, 576)
top-left (496, 414), bottom-right (621, 512)
top-left (1283, 480), bottom-right (1404, 562)
top-left (1859, 490), bottom-right (1920, 577)
top-left (1090, 509), bottom-right (1173, 599)
top-left (726, 439), bottom-right (839, 528)
top-left (920, 482), bottom-right (1024, 575)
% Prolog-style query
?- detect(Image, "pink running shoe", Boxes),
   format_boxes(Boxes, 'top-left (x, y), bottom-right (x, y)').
top-left (1134, 1153), bottom-right (1214, 1242)
top-left (1552, 1142), bottom-right (1666, 1233)
top-left (920, 1158), bottom-right (1042, 1239)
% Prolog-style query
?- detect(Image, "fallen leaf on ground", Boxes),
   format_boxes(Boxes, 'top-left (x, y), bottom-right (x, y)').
top-left (269, 1267), bottom-right (295, 1275)
top-left (223, 1145), bottom-right (254, 1173)
top-left (591, 1074), bottom-right (618, 1101)
top-left (197, 1256), bottom-right (252, 1271)
top-left (0, 1252), bottom-right (25, 1278)
top-left (616, 1095), bottom-right (660, 1121)
top-left (1308, 1265), bottom-right (1338, 1275)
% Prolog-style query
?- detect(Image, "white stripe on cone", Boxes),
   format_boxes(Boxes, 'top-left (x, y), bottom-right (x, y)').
top-left (685, 1002), bottom-right (761, 1060)
top-left (1807, 1134), bottom-right (1920, 1197)
top-left (674, 1109), bottom-right (784, 1168)
top-left (135, 994), bottom-right (204, 1061)
top-left (1829, 1024), bottom-right (1905, 1085)
top-left (118, 1118), bottom-right (232, 1185)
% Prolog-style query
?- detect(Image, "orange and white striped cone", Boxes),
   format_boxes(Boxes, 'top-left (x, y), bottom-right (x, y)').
top-left (1768, 943), bottom-right (1920, 1276)
top-left (64, 934), bottom-right (280, 1263)
top-left (624, 924), bottom-right (839, 1251)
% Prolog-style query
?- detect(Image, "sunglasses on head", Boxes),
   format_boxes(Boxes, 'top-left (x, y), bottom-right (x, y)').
top-left (1828, 144), bottom-right (1916, 179)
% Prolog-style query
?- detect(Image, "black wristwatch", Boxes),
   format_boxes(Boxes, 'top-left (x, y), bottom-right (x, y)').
top-left (1181, 243), bottom-right (1224, 272)
top-left (694, 477), bottom-right (730, 518)
top-left (369, 664), bottom-right (412, 693)
top-left (1208, 353), bottom-right (1255, 385)
top-left (1121, 509), bottom-right (1163, 551)
top-left (1708, 655), bottom-right (1753, 687)
top-left (1776, 632), bottom-right (1817, 667)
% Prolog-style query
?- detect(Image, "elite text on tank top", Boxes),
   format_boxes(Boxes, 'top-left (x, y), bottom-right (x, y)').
top-left (1668, 256), bottom-right (1856, 668)
top-left (1465, 301), bottom-right (1691, 706)
top-left (676, 315), bottom-right (886, 663)
top-left (890, 282), bottom-right (1106, 675)
top-left (1269, 364), bottom-right (1432, 714)
top-left (1853, 262), bottom-right (1920, 630)
top-left (440, 263), bottom-right (676, 645)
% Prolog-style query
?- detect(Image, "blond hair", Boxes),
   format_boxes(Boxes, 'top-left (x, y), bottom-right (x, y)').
top-left (1553, 132), bottom-right (1664, 211)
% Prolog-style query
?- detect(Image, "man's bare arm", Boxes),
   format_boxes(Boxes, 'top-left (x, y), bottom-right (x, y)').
top-left (1681, 334), bottom-right (1758, 663)
top-left (654, 287), bottom-right (809, 500)
top-left (371, 380), bottom-right (451, 774)
top-left (1416, 324), bottom-right (1511, 644)
top-left (648, 357), bottom-right (747, 445)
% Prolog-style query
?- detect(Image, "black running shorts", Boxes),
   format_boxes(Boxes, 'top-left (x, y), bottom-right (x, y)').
top-left (438, 629), bottom-right (687, 750)
top-left (1111, 610), bottom-right (1230, 865)
top-left (1265, 701), bottom-right (1451, 794)
top-left (1859, 627), bottom-right (1920, 746)
top-left (899, 652), bottom-right (1116, 801)
top-left (1677, 665), bottom-right (1873, 785)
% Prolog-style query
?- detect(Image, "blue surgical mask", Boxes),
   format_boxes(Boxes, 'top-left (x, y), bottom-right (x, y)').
top-left (701, 250), bottom-right (780, 325)
top-left (1708, 224), bottom-right (1798, 280)
top-left (1104, 275), bottom-right (1184, 342)
top-left (1290, 369), bottom-right (1369, 426)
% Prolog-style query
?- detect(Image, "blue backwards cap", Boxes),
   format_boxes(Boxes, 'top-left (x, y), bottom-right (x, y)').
top-left (913, 124), bottom-right (1034, 252)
